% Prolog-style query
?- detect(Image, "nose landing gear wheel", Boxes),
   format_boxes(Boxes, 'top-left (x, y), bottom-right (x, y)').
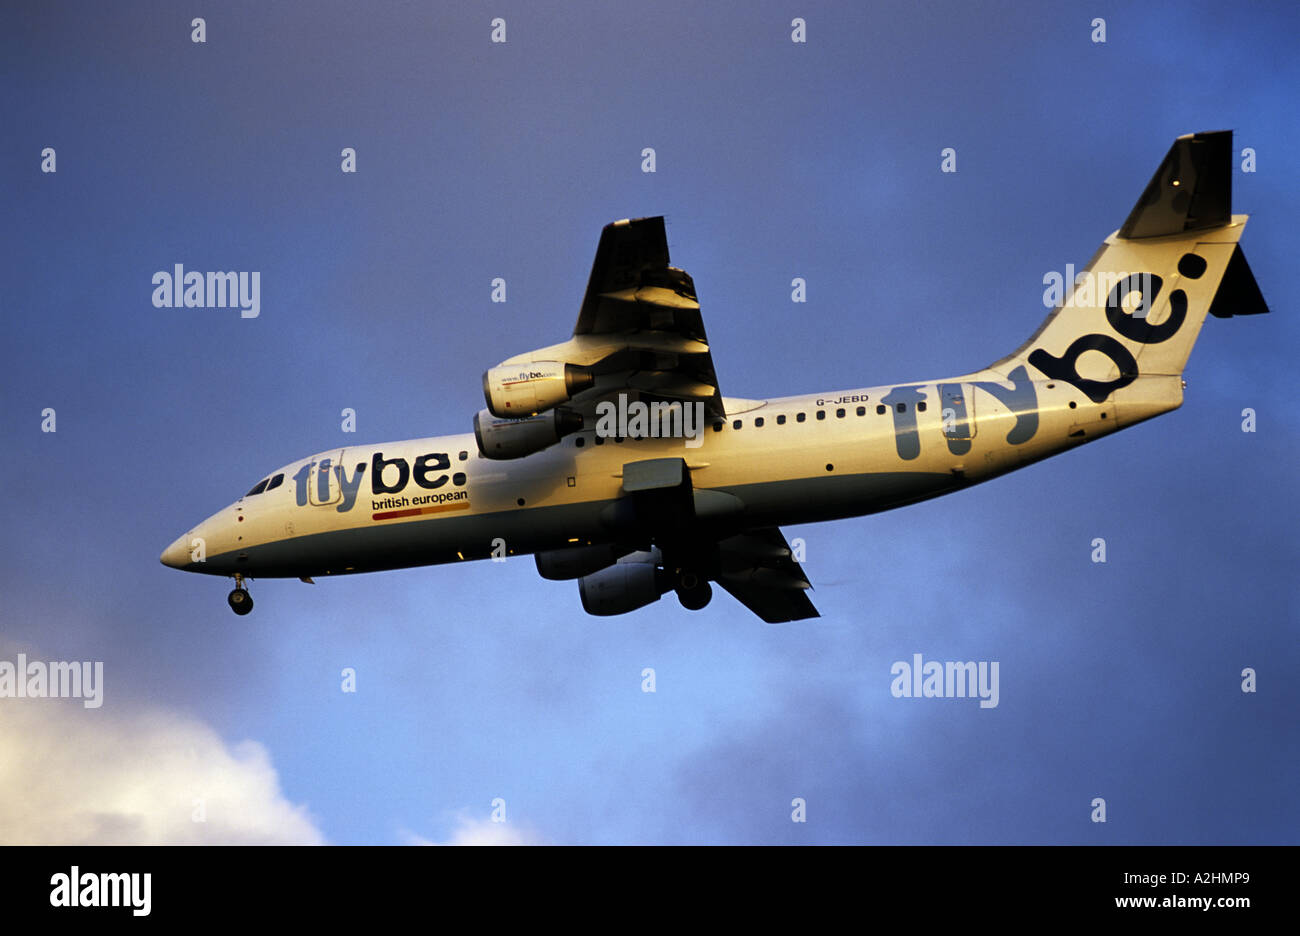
top-left (228, 588), bottom-right (253, 615)
top-left (227, 574), bottom-right (253, 615)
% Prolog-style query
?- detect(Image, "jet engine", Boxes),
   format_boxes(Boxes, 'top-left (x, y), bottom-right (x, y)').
top-left (482, 361), bottom-right (594, 418)
top-left (473, 408), bottom-right (582, 460)
top-left (578, 551), bottom-right (672, 615)
top-left (535, 543), bottom-right (634, 581)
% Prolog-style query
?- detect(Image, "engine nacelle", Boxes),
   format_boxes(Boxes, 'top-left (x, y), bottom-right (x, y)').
top-left (578, 551), bottom-right (670, 616)
top-left (483, 361), bottom-right (594, 418)
top-left (473, 408), bottom-right (582, 460)
top-left (535, 543), bottom-right (634, 581)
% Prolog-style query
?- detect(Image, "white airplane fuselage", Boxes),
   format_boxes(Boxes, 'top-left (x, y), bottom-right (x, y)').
top-left (160, 373), bottom-right (1172, 580)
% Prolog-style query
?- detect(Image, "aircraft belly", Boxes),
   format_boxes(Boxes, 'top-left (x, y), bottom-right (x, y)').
top-left (210, 498), bottom-right (613, 577)
top-left (210, 464), bottom-right (961, 577)
top-left (715, 470), bottom-right (961, 528)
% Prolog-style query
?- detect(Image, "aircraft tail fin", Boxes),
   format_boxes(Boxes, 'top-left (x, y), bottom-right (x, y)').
top-left (986, 131), bottom-right (1267, 401)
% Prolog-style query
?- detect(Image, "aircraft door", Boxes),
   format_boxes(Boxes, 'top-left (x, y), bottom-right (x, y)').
top-left (308, 449), bottom-right (346, 506)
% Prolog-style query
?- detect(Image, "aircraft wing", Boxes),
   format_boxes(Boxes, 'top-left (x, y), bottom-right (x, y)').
top-left (714, 527), bottom-right (820, 623)
top-left (571, 216), bottom-right (726, 420)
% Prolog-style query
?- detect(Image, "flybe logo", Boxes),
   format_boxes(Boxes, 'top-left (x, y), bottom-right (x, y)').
top-left (1029, 270), bottom-right (1187, 403)
top-left (293, 451), bottom-right (467, 513)
top-left (879, 365), bottom-right (1039, 462)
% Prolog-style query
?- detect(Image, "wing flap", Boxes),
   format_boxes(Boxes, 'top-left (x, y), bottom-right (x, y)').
top-left (572, 217), bottom-right (725, 419)
top-left (715, 528), bottom-right (820, 623)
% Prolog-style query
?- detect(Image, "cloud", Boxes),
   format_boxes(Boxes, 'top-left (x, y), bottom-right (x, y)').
top-left (400, 813), bottom-right (541, 846)
top-left (0, 700), bottom-right (325, 844)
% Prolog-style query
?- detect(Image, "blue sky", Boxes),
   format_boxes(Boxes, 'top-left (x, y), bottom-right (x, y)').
top-left (1, 0), bottom-right (1295, 844)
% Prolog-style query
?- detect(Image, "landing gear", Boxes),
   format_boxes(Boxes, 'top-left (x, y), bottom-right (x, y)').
top-left (675, 571), bottom-right (712, 611)
top-left (227, 574), bottom-right (253, 615)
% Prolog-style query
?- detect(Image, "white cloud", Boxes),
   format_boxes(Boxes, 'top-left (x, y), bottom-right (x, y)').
top-left (400, 813), bottom-right (541, 846)
top-left (0, 700), bottom-right (325, 844)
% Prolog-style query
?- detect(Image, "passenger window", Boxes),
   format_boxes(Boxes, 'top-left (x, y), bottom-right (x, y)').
top-left (574, 436), bottom-right (585, 447)
top-left (796, 412), bottom-right (806, 423)
top-left (459, 451), bottom-right (468, 461)
top-left (245, 478), bottom-right (269, 497)
top-left (265, 473), bottom-right (284, 492)
top-left (917, 402), bottom-right (927, 412)
top-left (713, 421), bottom-right (724, 432)
top-left (896, 403), bottom-right (906, 413)
top-left (836, 408), bottom-right (845, 418)
top-left (816, 410), bottom-right (826, 421)
top-left (733, 419), bottom-right (742, 429)
top-left (856, 406), bottom-right (866, 416)
top-left (754, 417), bottom-right (764, 427)
top-left (776, 414), bottom-right (786, 425)
top-left (877, 404), bottom-right (886, 414)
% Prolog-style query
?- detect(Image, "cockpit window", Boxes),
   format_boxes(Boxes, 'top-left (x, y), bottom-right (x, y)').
top-left (244, 472), bottom-right (284, 497)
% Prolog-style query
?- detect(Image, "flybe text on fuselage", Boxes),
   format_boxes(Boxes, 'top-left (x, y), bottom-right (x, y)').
top-left (292, 450), bottom-right (468, 513)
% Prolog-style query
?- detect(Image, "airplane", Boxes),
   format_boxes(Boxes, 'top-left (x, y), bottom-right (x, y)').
top-left (162, 130), bottom-right (1267, 622)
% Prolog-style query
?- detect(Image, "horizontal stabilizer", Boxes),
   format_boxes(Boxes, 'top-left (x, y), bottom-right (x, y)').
top-left (1119, 131), bottom-right (1232, 239)
top-left (1208, 245), bottom-right (1269, 318)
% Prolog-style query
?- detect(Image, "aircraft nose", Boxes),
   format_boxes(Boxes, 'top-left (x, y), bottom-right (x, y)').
top-left (160, 533), bottom-right (192, 569)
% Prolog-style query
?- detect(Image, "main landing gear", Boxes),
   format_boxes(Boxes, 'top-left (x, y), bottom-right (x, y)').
top-left (674, 570), bottom-right (712, 611)
top-left (227, 574), bottom-right (254, 615)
